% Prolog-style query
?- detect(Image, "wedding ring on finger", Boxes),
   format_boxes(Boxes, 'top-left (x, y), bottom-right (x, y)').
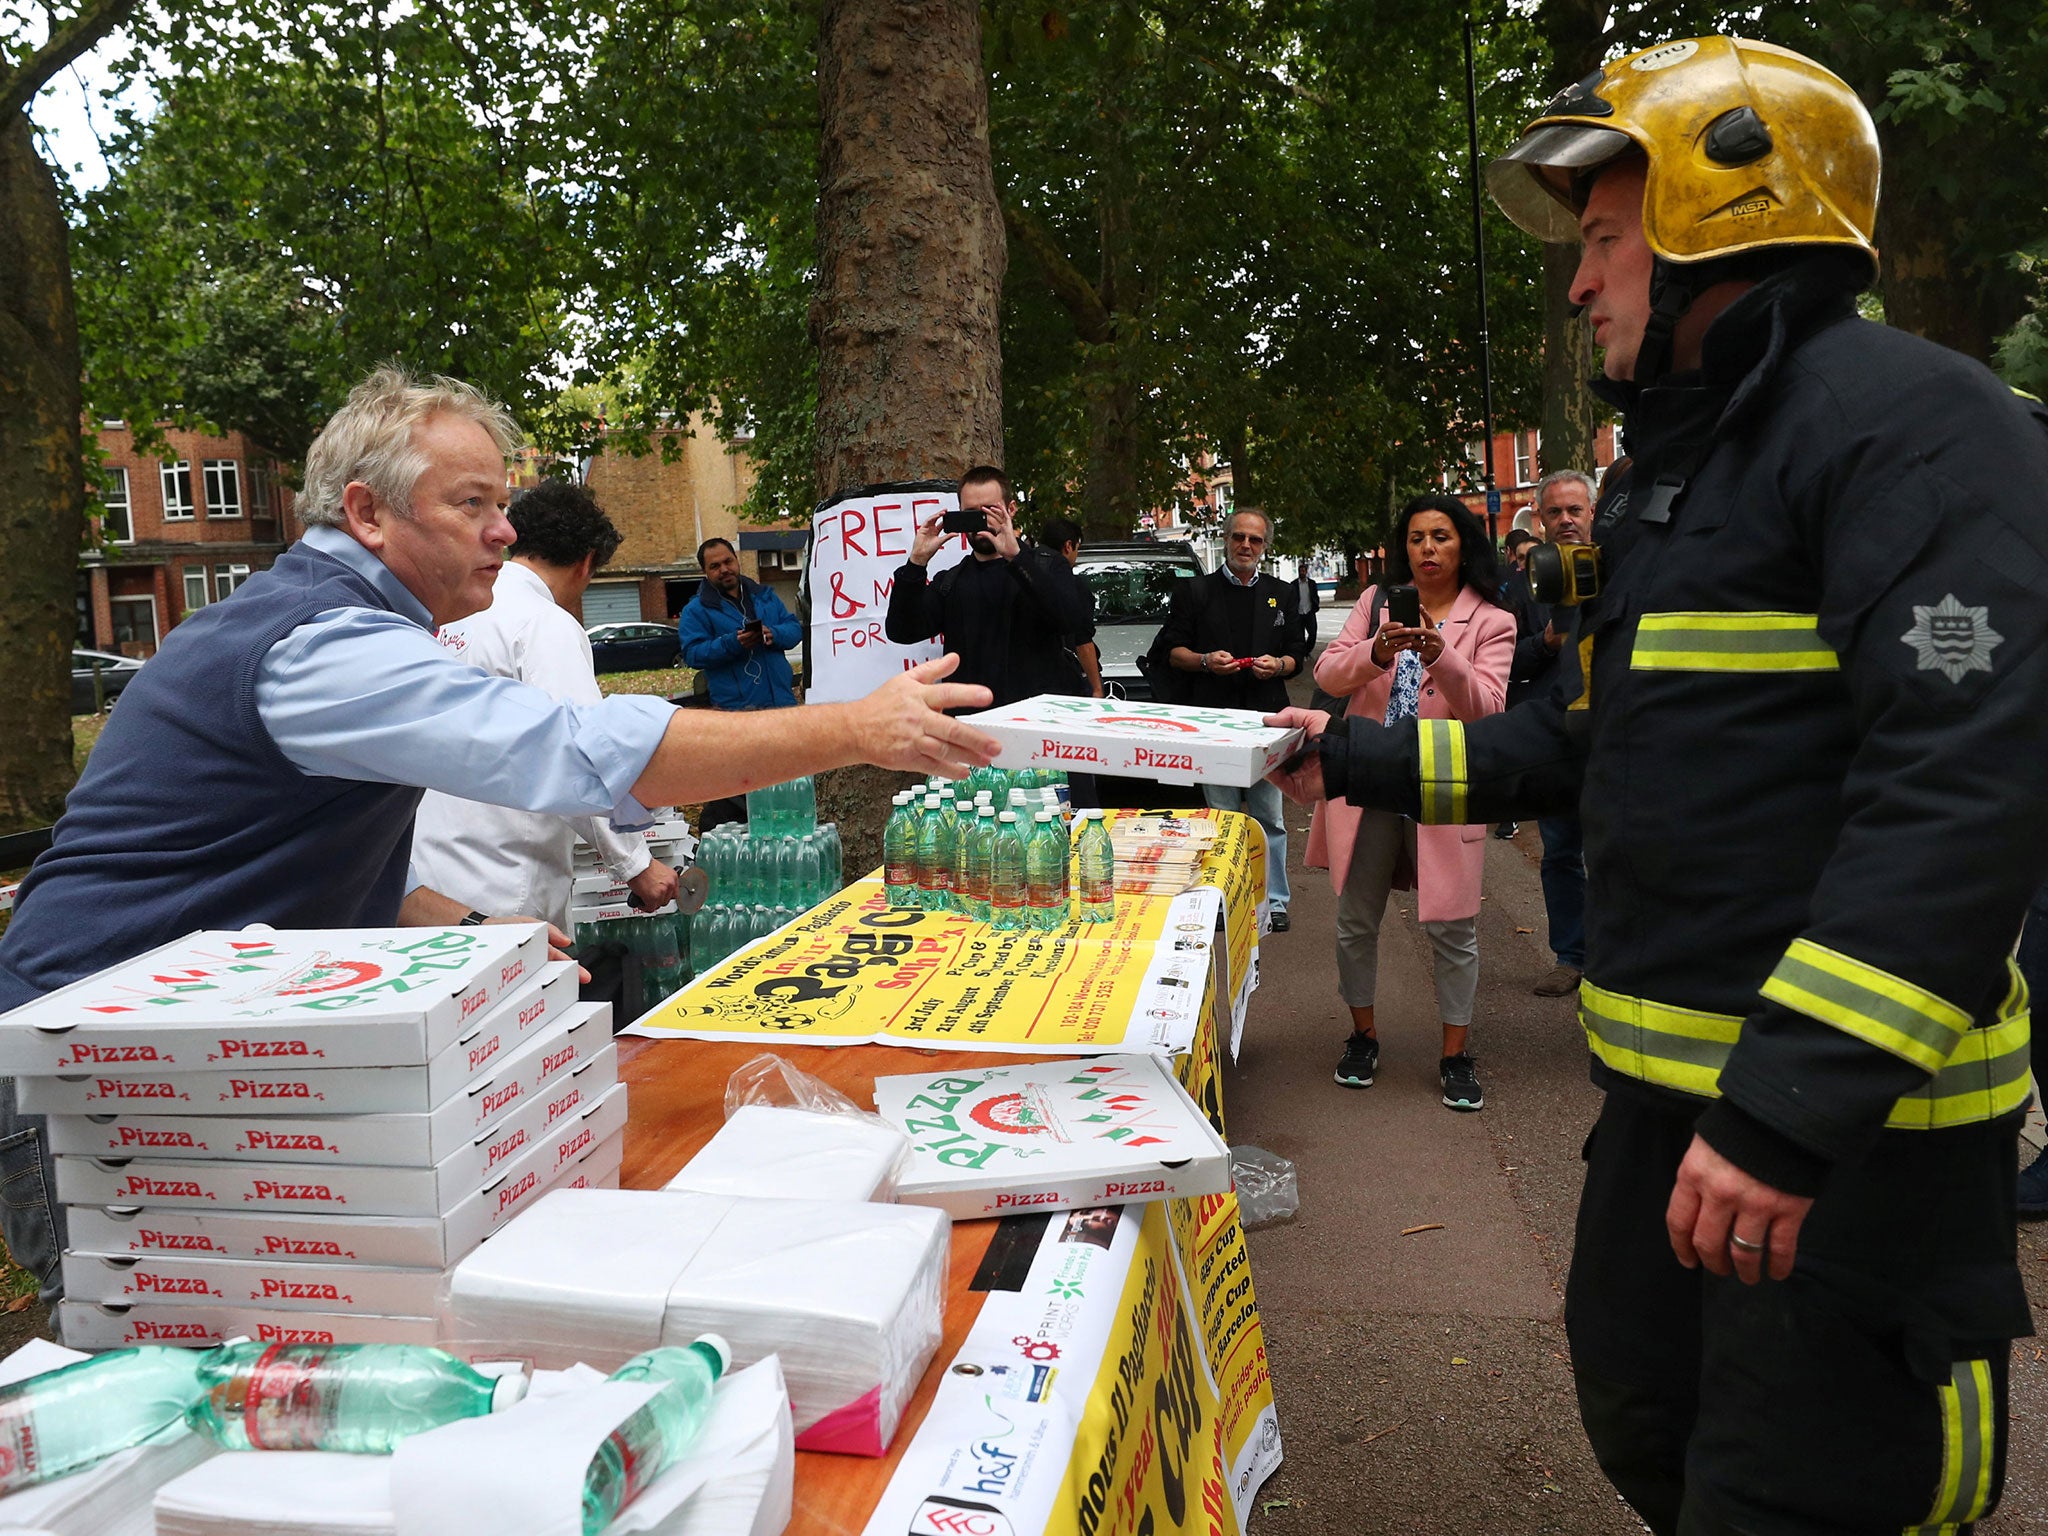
top-left (1728, 1232), bottom-right (1767, 1254)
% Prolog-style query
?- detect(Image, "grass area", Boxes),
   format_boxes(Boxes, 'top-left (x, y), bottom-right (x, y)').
top-left (597, 666), bottom-right (696, 698)
top-left (73, 710), bottom-right (109, 776)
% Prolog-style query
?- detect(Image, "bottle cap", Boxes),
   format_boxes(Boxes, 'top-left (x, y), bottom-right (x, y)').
top-left (975, 790), bottom-right (993, 802)
top-left (1036, 811), bottom-right (1053, 821)
top-left (490, 1370), bottom-right (531, 1412)
top-left (690, 1332), bottom-right (734, 1379)
top-left (979, 806), bottom-right (995, 817)
top-left (923, 795), bottom-right (942, 808)
top-left (999, 811), bottom-right (1017, 822)
top-left (1008, 789), bottom-right (1027, 804)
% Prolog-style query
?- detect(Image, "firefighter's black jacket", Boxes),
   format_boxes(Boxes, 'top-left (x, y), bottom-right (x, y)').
top-left (1329, 257), bottom-right (2048, 1196)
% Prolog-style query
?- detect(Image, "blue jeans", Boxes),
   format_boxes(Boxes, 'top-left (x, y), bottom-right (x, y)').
top-left (1538, 813), bottom-right (1586, 969)
top-left (1202, 780), bottom-right (1290, 911)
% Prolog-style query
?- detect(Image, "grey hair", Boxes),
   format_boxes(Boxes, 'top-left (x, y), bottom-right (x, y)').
top-left (1227, 507), bottom-right (1274, 540)
top-left (296, 365), bottom-right (523, 529)
top-left (1533, 469), bottom-right (1596, 510)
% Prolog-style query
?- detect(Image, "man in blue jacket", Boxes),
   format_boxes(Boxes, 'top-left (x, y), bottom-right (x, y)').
top-left (678, 537), bottom-right (800, 710)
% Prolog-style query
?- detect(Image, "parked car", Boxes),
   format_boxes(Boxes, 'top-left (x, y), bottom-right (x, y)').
top-left (1073, 540), bottom-right (1206, 699)
top-left (586, 621), bottom-right (682, 674)
top-left (71, 649), bottom-right (145, 714)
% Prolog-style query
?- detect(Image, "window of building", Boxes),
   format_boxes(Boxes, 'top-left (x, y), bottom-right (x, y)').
top-left (183, 568), bottom-right (209, 612)
top-left (110, 595), bottom-right (157, 650)
top-left (1514, 430), bottom-right (1541, 487)
top-left (214, 563), bottom-right (250, 598)
top-left (161, 461), bottom-right (195, 520)
top-left (248, 459), bottom-right (277, 519)
top-left (203, 459), bottom-right (242, 519)
top-left (101, 467), bottom-right (132, 544)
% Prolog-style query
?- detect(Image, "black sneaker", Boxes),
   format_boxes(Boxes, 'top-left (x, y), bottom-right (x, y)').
top-left (1335, 1032), bottom-right (1378, 1088)
top-left (1492, 821), bottom-right (1519, 840)
top-left (1269, 909), bottom-right (1291, 933)
top-left (1440, 1053), bottom-right (1484, 1111)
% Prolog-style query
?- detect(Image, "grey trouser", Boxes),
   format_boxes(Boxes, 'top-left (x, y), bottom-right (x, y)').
top-left (1335, 809), bottom-right (1478, 1027)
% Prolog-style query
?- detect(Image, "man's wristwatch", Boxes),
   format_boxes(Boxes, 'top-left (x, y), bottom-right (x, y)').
top-left (459, 910), bottom-right (490, 926)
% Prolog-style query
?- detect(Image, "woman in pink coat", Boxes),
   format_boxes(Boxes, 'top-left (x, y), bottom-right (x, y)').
top-left (1305, 495), bottom-right (1515, 1110)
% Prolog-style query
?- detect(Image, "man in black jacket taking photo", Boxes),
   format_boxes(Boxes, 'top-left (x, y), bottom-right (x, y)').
top-left (1156, 509), bottom-right (1309, 929)
top-left (886, 466), bottom-right (1093, 709)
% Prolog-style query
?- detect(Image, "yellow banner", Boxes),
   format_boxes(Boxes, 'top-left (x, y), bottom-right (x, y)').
top-left (626, 811), bottom-right (1261, 1057)
top-left (1046, 1198), bottom-right (1280, 1536)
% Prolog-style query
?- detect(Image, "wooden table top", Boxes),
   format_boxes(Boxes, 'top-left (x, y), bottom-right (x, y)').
top-left (617, 1034), bottom-right (1049, 1535)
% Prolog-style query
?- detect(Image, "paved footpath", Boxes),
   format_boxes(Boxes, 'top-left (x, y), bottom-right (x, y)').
top-left (1229, 743), bottom-right (2048, 1532)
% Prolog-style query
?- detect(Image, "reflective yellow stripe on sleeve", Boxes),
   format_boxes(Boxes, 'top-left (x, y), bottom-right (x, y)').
top-left (1761, 940), bottom-right (1972, 1074)
top-left (1579, 978), bottom-right (2030, 1132)
top-left (1632, 612), bottom-right (1839, 672)
top-left (1414, 718), bottom-right (1468, 825)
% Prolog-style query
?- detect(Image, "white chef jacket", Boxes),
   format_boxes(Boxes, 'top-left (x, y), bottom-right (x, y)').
top-left (407, 562), bottom-right (652, 930)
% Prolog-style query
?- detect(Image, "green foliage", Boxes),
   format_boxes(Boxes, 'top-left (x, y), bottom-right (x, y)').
top-left (72, 2), bottom-right (593, 460)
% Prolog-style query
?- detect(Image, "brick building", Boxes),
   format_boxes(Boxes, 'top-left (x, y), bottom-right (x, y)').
top-left (1446, 422), bottom-right (1621, 531)
top-left (78, 424), bottom-right (292, 656)
top-left (561, 418), bottom-right (804, 625)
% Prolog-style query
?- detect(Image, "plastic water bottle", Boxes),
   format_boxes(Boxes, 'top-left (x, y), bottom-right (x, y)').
top-left (989, 811), bottom-right (1029, 931)
top-left (949, 798), bottom-right (977, 913)
top-left (819, 822), bottom-right (842, 894)
top-left (744, 784), bottom-right (776, 839)
top-left (917, 793), bottom-right (953, 910)
top-left (0, 1346), bottom-right (204, 1494)
top-left (187, 1343), bottom-right (525, 1453)
top-left (884, 794), bottom-right (918, 908)
top-left (792, 775), bottom-right (817, 836)
top-left (1027, 810), bottom-right (1068, 930)
top-left (1075, 810), bottom-right (1116, 923)
top-left (962, 805), bottom-right (998, 920)
top-left (581, 1336), bottom-right (729, 1536)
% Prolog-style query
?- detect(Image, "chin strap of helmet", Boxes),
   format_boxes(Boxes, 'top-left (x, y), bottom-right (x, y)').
top-left (1633, 257), bottom-right (1700, 385)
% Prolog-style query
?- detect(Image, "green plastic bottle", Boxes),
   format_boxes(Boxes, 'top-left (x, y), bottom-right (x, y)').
top-left (962, 805), bottom-right (999, 920)
top-left (582, 1336), bottom-right (729, 1535)
top-left (1027, 810), bottom-right (1068, 930)
top-left (187, 1343), bottom-right (526, 1453)
top-left (917, 793), bottom-right (954, 910)
top-left (989, 811), bottom-right (1029, 930)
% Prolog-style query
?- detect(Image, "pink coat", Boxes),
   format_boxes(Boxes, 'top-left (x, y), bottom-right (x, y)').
top-left (1306, 583), bottom-right (1516, 922)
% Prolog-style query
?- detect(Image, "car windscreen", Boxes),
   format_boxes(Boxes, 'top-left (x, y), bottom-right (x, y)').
top-left (1076, 561), bottom-right (1200, 623)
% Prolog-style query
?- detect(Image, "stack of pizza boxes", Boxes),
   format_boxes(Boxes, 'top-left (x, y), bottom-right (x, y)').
top-left (0, 927), bottom-right (625, 1350)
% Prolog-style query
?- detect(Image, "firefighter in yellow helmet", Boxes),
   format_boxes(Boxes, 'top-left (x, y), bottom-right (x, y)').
top-left (1269, 36), bottom-right (2048, 1534)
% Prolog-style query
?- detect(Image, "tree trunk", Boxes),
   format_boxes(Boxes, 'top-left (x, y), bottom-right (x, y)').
top-left (1540, 238), bottom-right (1601, 475)
top-left (1873, 139), bottom-right (2031, 365)
top-left (1533, 0), bottom-right (1609, 473)
top-left (0, 113), bottom-right (85, 833)
top-left (1079, 363), bottom-right (1141, 541)
top-left (811, 0), bottom-right (1006, 500)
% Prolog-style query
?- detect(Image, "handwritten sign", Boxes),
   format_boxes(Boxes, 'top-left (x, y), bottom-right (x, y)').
top-left (807, 482), bottom-right (973, 702)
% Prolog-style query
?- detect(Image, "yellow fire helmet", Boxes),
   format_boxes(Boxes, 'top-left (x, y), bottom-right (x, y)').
top-left (1486, 36), bottom-right (1879, 275)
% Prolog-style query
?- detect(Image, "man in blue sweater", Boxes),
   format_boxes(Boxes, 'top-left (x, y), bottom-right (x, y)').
top-left (0, 368), bottom-right (999, 1297)
top-left (677, 538), bottom-right (800, 710)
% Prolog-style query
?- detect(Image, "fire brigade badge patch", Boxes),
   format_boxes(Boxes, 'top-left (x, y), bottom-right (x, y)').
top-left (1901, 594), bottom-right (2002, 684)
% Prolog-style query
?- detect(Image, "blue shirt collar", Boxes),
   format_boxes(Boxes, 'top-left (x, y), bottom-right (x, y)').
top-left (1220, 563), bottom-right (1262, 588)
top-left (301, 524), bottom-right (436, 630)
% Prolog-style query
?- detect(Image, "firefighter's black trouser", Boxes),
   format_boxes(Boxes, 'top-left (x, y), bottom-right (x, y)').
top-left (1565, 1090), bottom-right (2028, 1536)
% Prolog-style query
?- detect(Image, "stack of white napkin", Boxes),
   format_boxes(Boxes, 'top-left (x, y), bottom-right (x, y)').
top-left (443, 1188), bottom-right (948, 1455)
top-left (661, 1105), bottom-right (909, 1203)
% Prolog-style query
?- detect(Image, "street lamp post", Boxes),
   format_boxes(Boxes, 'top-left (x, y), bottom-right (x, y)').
top-left (1462, 14), bottom-right (1499, 545)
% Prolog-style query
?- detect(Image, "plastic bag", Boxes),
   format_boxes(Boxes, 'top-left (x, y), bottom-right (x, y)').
top-left (686, 1055), bottom-right (912, 1203)
top-left (723, 1052), bottom-right (867, 1119)
top-left (1230, 1145), bottom-right (1299, 1229)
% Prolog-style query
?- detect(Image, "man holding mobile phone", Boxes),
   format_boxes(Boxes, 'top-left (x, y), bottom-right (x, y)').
top-left (678, 537), bottom-right (801, 712)
top-left (885, 466), bottom-right (1094, 709)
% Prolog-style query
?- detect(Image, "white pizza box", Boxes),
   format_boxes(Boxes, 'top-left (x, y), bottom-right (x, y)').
top-left (54, 1082), bottom-right (628, 1215)
top-left (0, 926), bottom-right (549, 1076)
top-left (960, 693), bottom-right (1304, 788)
top-left (870, 1053), bottom-right (1232, 1219)
top-left (571, 873), bottom-right (633, 903)
top-left (19, 998), bottom-right (609, 1118)
top-left (62, 1248), bottom-right (447, 1316)
top-left (59, 1299), bottom-right (441, 1350)
top-left (44, 1043), bottom-right (619, 1169)
top-left (56, 1073), bottom-right (626, 1220)
top-left (571, 898), bottom-right (679, 924)
top-left (63, 1118), bottom-right (626, 1271)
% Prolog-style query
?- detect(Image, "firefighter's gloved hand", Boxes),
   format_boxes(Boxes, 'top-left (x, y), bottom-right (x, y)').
top-left (1665, 1134), bottom-right (1815, 1285)
top-left (1264, 708), bottom-right (1332, 806)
